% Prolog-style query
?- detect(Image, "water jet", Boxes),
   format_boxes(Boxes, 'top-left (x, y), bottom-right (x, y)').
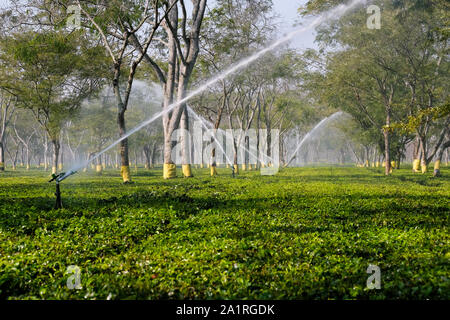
top-left (284, 112), bottom-right (344, 168)
top-left (60, 0), bottom-right (367, 180)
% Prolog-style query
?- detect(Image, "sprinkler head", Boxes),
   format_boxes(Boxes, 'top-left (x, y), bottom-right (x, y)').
top-left (48, 170), bottom-right (77, 209)
top-left (48, 170), bottom-right (78, 183)
top-left (48, 173), bottom-right (66, 209)
top-left (49, 172), bottom-right (66, 183)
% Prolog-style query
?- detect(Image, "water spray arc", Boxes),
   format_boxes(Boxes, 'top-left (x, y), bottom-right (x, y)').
top-left (186, 106), bottom-right (275, 173)
top-left (284, 112), bottom-right (344, 168)
top-left (186, 106), bottom-right (236, 177)
top-left (54, 0), bottom-right (367, 185)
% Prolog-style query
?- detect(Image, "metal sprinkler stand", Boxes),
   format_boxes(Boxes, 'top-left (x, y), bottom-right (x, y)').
top-left (49, 171), bottom-right (77, 209)
top-left (54, 181), bottom-right (63, 209)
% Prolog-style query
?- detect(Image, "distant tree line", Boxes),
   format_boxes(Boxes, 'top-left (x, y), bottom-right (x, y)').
top-left (0, 0), bottom-right (447, 178)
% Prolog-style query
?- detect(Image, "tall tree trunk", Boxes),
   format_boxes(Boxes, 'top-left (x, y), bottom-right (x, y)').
top-left (433, 140), bottom-right (450, 177)
top-left (44, 135), bottom-right (49, 171)
top-left (244, 135), bottom-right (250, 169)
top-left (12, 147), bottom-right (18, 170)
top-left (177, 66), bottom-right (195, 177)
top-left (419, 135), bottom-right (428, 169)
top-left (233, 140), bottom-right (238, 170)
top-left (117, 108), bottom-right (130, 182)
top-left (180, 104), bottom-right (193, 177)
top-left (143, 146), bottom-right (151, 169)
top-left (151, 142), bottom-right (158, 167)
top-left (0, 101), bottom-right (13, 171)
top-left (26, 146), bottom-right (30, 170)
top-left (256, 103), bottom-right (261, 168)
top-left (96, 153), bottom-right (103, 174)
top-left (210, 135), bottom-right (217, 176)
top-left (112, 53), bottom-right (131, 183)
top-left (384, 111), bottom-right (391, 176)
top-left (266, 126), bottom-right (272, 166)
top-left (162, 2), bottom-right (178, 179)
top-left (59, 145), bottom-right (63, 171)
top-left (51, 139), bottom-right (60, 175)
top-left (20, 145), bottom-right (24, 166)
top-left (0, 141), bottom-right (4, 171)
top-left (227, 114), bottom-right (239, 174)
top-left (165, 0), bottom-right (206, 178)
top-left (364, 145), bottom-right (370, 167)
top-left (210, 88), bottom-right (226, 175)
top-left (382, 84), bottom-right (394, 175)
top-left (412, 136), bottom-right (421, 172)
top-left (413, 136), bottom-right (420, 159)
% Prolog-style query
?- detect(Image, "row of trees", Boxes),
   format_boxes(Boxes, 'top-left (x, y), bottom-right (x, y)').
top-left (0, 85), bottom-right (164, 172)
top-left (0, 0), bottom-right (321, 180)
top-left (0, 0), bottom-right (207, 181)
top-left (0, 0), bottom-right (448, 179)
top-left (301, 0), bottom-right (449, 175)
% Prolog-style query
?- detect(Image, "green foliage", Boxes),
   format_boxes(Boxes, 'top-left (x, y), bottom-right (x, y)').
top-left (392, 103), bottom-right (450, 134)
top-left (0, 167), bottom-right (448, 299)
top-left (0, 30), bottom-right (108, 139)
top-left (302, 0), bottom-right (448, 163)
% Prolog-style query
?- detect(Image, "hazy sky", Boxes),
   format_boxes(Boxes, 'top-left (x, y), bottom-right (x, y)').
top-left (0, 0), bottom-right (318, 49)
top-left (272, 0), bottom-right (317, 50)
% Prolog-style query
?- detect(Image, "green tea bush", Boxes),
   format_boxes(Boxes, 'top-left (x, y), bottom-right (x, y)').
top-left (0, 167), bottom-right (448, 299)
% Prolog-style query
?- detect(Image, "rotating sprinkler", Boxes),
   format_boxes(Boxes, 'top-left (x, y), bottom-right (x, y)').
top-left (48, 170), bottom-right (77, 209)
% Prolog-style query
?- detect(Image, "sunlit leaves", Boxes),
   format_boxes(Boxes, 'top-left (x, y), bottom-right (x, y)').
top-left (0, 167), bottom-right (448, 299)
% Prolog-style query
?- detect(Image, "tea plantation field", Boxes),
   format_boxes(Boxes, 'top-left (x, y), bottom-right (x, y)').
top-left (0, 166), bottom-right (449, 299)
